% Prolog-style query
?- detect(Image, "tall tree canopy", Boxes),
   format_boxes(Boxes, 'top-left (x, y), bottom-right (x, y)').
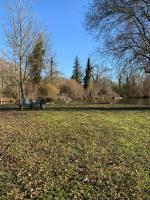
top-left (85, 0), bottom-right (150, 73)
top-left (71, 56), bottom-right (83, 84)
top-left (29, 34), bottom-right (45, 87)
top-left (84, 57), bottom-right (92, 89)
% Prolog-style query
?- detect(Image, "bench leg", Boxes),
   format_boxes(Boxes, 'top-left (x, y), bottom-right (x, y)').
top-left (41, 104), bottom-right (45, 110)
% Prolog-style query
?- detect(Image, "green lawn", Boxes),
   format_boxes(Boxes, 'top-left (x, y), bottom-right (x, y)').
top-left (0, 104), bottom-right (150, 199)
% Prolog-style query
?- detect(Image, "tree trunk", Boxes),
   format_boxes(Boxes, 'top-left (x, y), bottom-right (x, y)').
top-left (19, 61), bottom-right (24, 99)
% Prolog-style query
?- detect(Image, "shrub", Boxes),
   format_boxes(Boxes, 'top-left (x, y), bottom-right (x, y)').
top-left (3, 86), bottom-right (18, 100)
top-left (38, 83), bottom-right (59, 98)
top-left (60, 79), bottom-right (85, 100)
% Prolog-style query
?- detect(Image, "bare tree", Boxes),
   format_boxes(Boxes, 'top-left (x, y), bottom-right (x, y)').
top-left (85, 0), bottom-right (150, 73)
top-left (1, 0), bottom-right (38, 99)
top-left (92, 65), bottom-right (109, 83)
top-left (48, 57), bottom-right (60, 82)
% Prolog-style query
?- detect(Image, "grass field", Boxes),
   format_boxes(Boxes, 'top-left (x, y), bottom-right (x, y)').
top-left (0, 104), bottom-right (150, 199)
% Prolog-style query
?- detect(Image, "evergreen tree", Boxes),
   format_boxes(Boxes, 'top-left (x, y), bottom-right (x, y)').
top-left (84, 57), bottom-right (92, 89)
top-left (71, 56), bottom-right (82, 84)
top-left (29, 34), bottom-right (45, 87)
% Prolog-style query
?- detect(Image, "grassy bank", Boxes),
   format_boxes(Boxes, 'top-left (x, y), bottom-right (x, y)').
top-left (0, 104), bottom-right (150, 199)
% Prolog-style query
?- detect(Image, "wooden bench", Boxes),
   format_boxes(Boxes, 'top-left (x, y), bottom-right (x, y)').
top-left (19, 98), bottom-right (46, 110)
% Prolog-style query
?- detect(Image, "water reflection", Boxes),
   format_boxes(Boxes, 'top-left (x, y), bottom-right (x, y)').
top-left (117, 98), bottom-right (150, 105)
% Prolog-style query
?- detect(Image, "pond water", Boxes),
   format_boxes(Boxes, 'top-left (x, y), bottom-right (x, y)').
top-left (117, 98), bottom-right (150, 106)
top-left (77, 98), bottom-right (150, 106)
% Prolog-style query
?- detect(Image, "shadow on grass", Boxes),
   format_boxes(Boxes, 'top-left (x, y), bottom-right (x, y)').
top-left (0, 104), bottom-right (19, 111)
top-left (1, 104), bottom-right (150, 113)
top-left (45, 105), bottom-right (150, 112)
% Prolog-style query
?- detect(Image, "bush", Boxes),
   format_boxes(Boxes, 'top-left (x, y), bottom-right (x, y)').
top-left (60, 80), bottom-right (85, 100)
top-left (38, 83), bottom-right (59, 98)
top-left (88, 79), bottom-right (118, 99)
top-left (3, 86), bottom-right (18, 100)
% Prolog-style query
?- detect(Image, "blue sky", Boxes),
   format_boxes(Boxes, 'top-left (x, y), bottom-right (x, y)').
top-left (35, 0), bottom-right (99, 77)
top-left (0, 0), bottom-right (107, 77)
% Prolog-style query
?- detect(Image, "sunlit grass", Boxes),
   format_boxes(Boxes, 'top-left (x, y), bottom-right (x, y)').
top-left (0, 104), bottom-right (150, 199)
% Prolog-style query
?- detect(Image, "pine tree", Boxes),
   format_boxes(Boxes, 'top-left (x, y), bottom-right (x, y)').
top-left (84, 57), bottom-right (92, 89)
top-left (71, 56), bottom-right (82, 84)
top-left (29, 34), bottom-right (45, 87)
